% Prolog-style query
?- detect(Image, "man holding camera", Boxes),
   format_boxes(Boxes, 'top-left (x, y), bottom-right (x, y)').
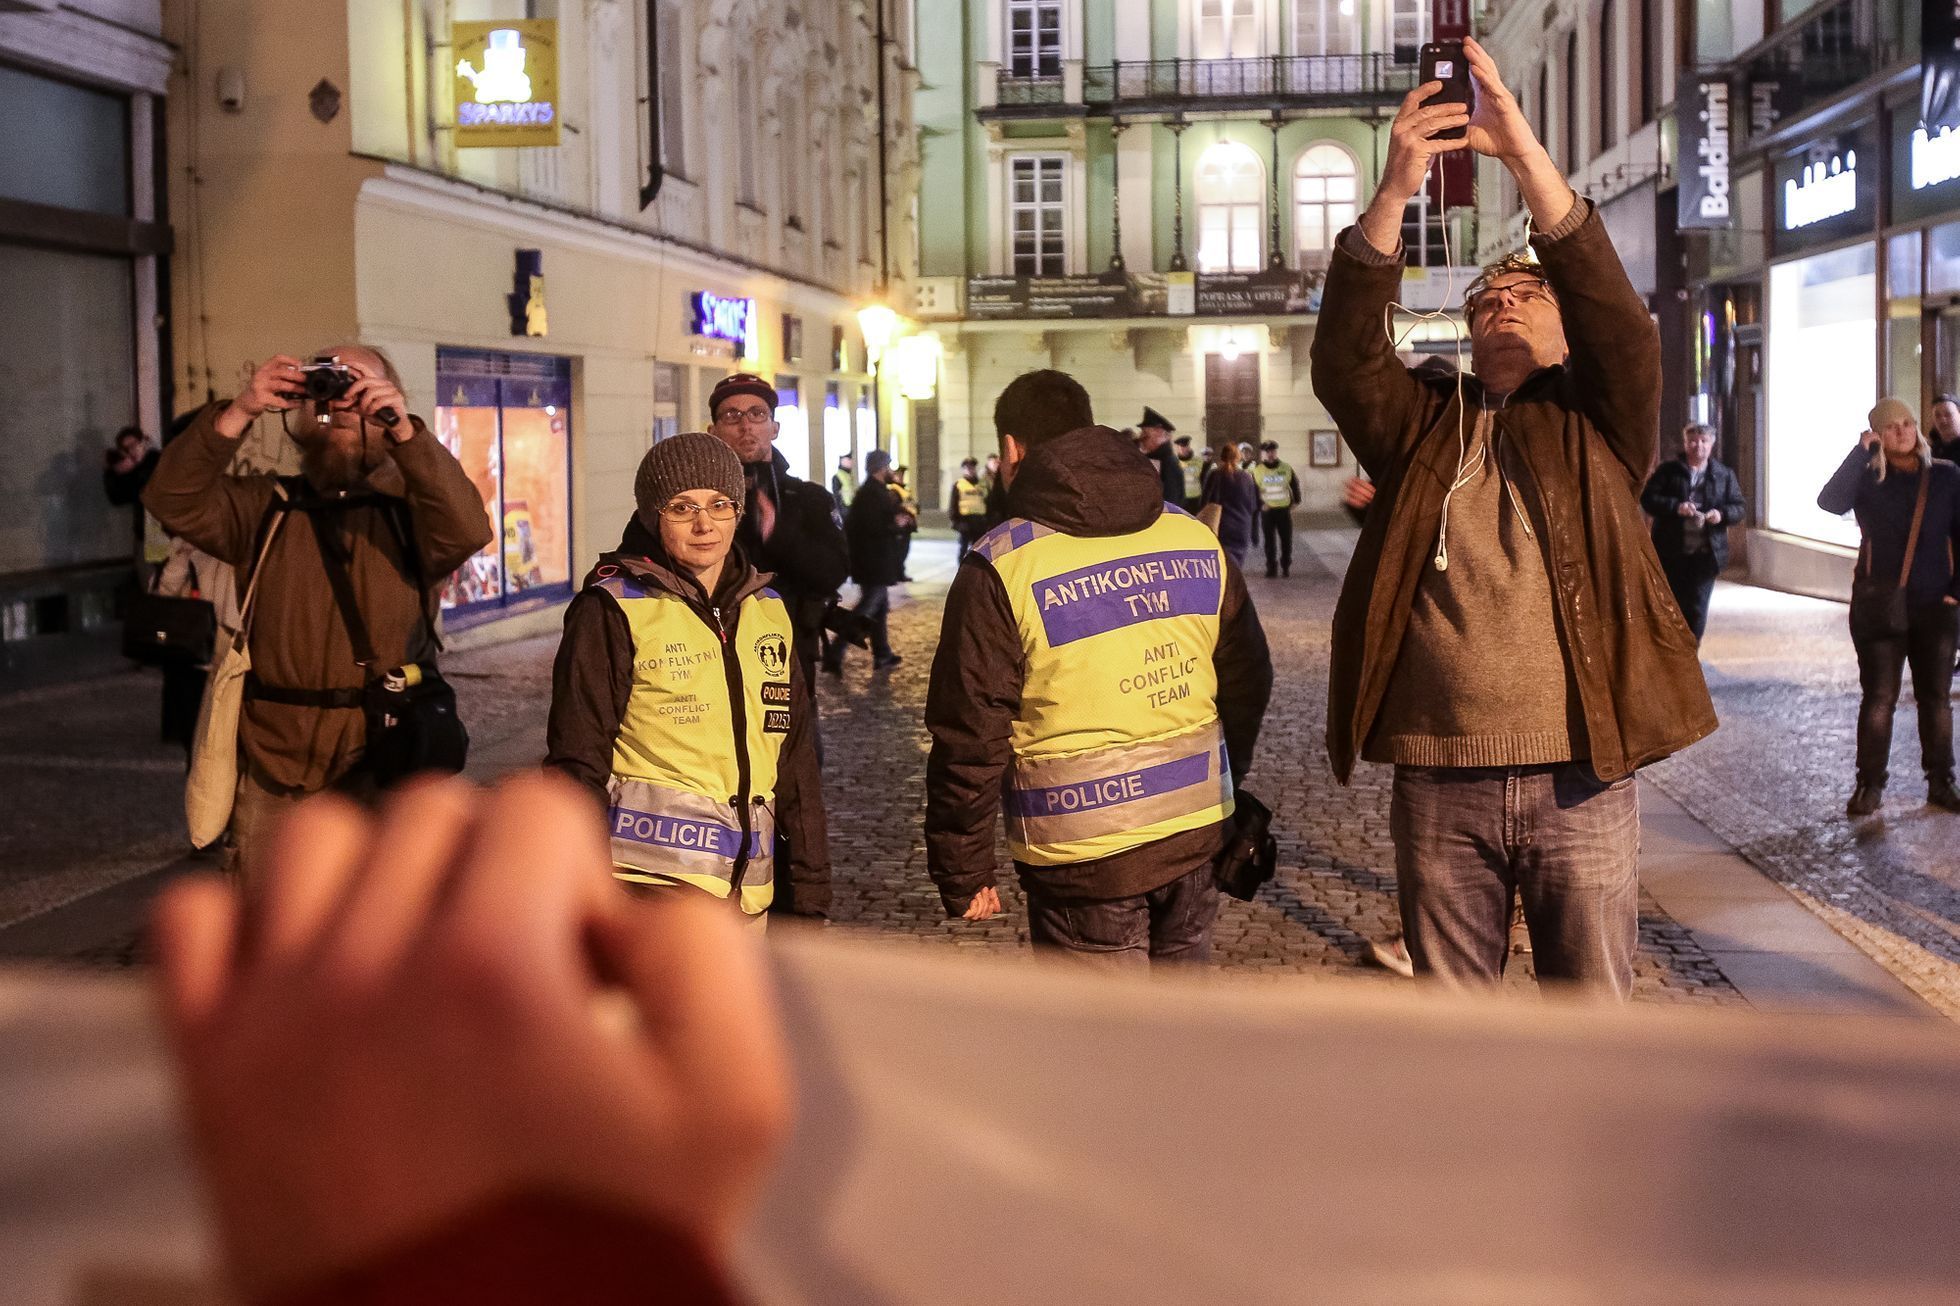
top-left (1309, 40), bottom-right (1715, 998)
top-left (144, 347), bottom-right (493, 882)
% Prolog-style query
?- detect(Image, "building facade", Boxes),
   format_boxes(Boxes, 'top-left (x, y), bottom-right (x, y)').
top-left (912, 0), bottom-right (1479, 520)
top-left (0, 1), bottom-right (174, 647)
top-left (162, 0), bottom-right (918, 642)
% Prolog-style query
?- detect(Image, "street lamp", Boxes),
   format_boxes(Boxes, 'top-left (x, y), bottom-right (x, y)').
top-left (857, 302), bottom-right (900, 451)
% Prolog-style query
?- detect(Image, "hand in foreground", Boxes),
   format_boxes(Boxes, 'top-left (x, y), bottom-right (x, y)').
top-left (1342, 477), bottom-right (1376, 511)
top-left (962, 885), bottom-right (1003, 921)
top-left (1460, 38), bottom-right (1543, 163)
top-left (152, 773), bottom-right (790, 1301)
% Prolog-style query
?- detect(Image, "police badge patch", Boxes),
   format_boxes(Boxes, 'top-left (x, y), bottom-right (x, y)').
top-left (755, 634), bottom-right (790, 678)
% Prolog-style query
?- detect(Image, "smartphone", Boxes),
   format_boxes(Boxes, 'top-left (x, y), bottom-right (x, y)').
top-left (1418, 41), bottom-right (1474, 140)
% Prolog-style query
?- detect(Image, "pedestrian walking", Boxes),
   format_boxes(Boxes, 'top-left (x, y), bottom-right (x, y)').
top-left (1817, 399), bottom-right (1960, 816)
top-left (832, 449), bottom-right (910, 672)
top-left (948, 456), bottom-right (989, 561)
top-left (1929, 393), bottom-right (1960, 464)
top-left (1254, 440), bottom-right (1303, 578)
top-left (1309, 40), bottom-right (1715, 999)
top-left (1200, 441), bottom-right (1261, 568)
top-left (831, 452), bottom-right (858, 514)
top-left (925, 369), bottom-right (1273, 968)
top-left (893, 464), bottom-right (921, 581)
top-left (1136, 406), bottom-right (1186, 505)
top-left (546, 433), bottom-right (832, 919)
top-left (1639, 422), bottom-right (1746, 643)
top-left (142, 346), bottom-right (494, 882)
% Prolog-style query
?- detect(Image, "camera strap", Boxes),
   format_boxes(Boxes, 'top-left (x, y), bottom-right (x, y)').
top-left (305, 505), bottom-right (382, 671)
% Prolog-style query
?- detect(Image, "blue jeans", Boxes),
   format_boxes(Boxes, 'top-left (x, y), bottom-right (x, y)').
top-left (1023, 861), bottom-right (1219, 971)
top-left (1389, 763), bottom-right (1640, 999)
top-left (856, 583), bottom-right (893, 658)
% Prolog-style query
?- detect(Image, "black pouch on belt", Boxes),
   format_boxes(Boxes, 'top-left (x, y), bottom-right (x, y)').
top-left (307, 504), bottom-right (469, 787)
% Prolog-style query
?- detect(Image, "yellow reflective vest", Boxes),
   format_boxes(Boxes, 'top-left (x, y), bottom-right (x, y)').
top-left (596, 562), bottom-right (798, 915)
top-left (1256, 460), bottom-right (1296, 510)
top-left (1180, 454), bottom-right (1203, 501)
top-left (971, 508), bottom-right (1234, 866)
top-left (954, 476), bottom-right (988, 518)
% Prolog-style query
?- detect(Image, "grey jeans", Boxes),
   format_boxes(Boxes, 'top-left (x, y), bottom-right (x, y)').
top-left (1389, 763), bottom-right (1640, 999)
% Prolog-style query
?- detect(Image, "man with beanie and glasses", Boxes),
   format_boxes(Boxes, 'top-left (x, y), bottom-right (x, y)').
top-left (547, 432), bottom-right (832, 922)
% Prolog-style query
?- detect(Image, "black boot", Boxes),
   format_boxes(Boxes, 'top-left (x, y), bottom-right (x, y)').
top-left (1846, 783), bottom-right (1884, 817)
top-left (1929, 773), bottom-right (1960, 812)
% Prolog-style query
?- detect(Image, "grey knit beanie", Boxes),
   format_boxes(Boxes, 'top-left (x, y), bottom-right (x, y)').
top-left (634, 432), bottom-right (746, 530)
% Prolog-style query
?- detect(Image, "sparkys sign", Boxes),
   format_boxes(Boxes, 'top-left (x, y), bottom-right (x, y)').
top-left (690, 291), bottom-right (756, 356)
top-left (1677, 77), bottom-right (1734, 230)
top-left (453, 21), bottom-right (560, 148)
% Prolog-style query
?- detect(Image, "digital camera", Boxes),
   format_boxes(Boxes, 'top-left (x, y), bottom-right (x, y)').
top-left (297, 357), bottom-right (358, 404)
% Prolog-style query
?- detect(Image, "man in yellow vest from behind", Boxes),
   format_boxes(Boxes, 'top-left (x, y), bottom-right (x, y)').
top-left (546, 432), bottom-right (831, 923)
top-left (1255, 440), bottom-right (1303, 579)
top-left (925, 370), bottom-right (1274, 967)
top-left (948, 456), bottom-right (990, 561)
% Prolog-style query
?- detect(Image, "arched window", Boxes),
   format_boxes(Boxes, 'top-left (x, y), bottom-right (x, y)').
top-left (1196, 140), bottom-right (1264, 272)
top-left (1293, 143), bottom-right (1357, 264)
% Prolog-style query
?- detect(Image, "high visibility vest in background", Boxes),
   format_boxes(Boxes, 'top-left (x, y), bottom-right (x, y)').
top-left (1257, 461), bottom-right (1296, 510)
top-left (598, 569), bottom-right (798, 915)
top-left (1181, 456), bottom-right (1203, 501)
top-left (972, 508), bottom-right (1234, 866)
top-left (954, 476), bottom-right (987, 517)
top-left (833, 468), bottom-right (858, 504)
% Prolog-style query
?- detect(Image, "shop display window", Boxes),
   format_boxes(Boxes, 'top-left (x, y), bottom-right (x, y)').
top-left (1765, 244), bottom-right (1873, 548)
top-left (1886, 230), bottom-right (1922, 420)
top-left (433, 348), bottom-right (573, 619)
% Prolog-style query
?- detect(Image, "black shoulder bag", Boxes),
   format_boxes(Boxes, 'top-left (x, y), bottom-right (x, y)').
top-left (306, 504), bottom-right (469, 785)
top-left (1848, 468), bottom-right (1930, 643)
top-left (1214, 787), bottom-right (1278, 902)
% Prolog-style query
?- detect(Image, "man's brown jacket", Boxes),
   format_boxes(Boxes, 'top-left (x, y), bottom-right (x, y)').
top-left (144, 405), bottom-right (494, 792)
top-left (1309, 203), bottom-right (1716, 783)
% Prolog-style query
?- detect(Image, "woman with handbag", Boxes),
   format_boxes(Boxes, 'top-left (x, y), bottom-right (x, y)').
top-left (1817, 398), bottom-right (1960, 816)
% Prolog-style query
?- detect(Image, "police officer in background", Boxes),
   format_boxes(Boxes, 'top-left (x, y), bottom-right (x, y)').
top-left (547, 433), bottom-right (831, 922)
top-left (1255, 440), bottom-right (1303, 578)
top-left (925, 370), bottom-right (1273, 967)
top-left (948, 456), bottom-right (989, 561)
top-left (1174, 435), bottom-right (1203, 511)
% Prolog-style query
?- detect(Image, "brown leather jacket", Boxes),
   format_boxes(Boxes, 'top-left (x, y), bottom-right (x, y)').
top-left (143, 404), bottom-right (494, 791)
top-left (1309, 203), bottom-right (1716, 783)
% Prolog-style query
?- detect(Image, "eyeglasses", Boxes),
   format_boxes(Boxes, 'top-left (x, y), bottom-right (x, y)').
top-left (715, 406), bottom-right (775, 427)
top-left (1466, 279), bottom-right (1555, 317)
top-left (658, 498), bottom-right (741, 523)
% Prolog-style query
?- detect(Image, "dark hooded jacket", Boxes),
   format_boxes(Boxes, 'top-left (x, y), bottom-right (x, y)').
top-left (923, 425), bottom-right (1274, 914)
top-left (726, 448), bottom-right (850, 678)
top-left (545, 531), bottom-right (832, 916)
top-left (1309, 203), bottom-right (1718, 785)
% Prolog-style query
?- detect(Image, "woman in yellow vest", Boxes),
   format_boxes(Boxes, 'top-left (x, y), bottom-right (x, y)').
top-left (546, 433), bottom-right (831, 922)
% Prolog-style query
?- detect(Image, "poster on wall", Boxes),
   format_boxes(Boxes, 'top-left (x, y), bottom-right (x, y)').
top-left (453, 20), bottom-right (561, 148)
top-left (1677, 75), bottom-right (1735, 231)
top-left (1925, 0), bottom-right (1960, 131)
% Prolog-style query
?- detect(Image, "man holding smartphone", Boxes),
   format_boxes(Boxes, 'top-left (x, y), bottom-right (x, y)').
top-left (1309, 40), bottom-right (1715, 999)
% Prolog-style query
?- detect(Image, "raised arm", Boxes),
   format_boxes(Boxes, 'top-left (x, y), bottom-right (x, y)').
top-left (143, 358), bottom-right (309, 562)
top-left (1311, 82), bottom-right (1467, 476)
top-left (1817, 441), bottom-right (1873, 516)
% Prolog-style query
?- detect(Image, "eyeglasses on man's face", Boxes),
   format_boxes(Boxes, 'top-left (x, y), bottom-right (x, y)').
top-left (1466, 278), bottom-right (1555, 317)
top-left (715, 405), bottom-right (776, 427)
top-left (659, 498), bottom-right (741, 523)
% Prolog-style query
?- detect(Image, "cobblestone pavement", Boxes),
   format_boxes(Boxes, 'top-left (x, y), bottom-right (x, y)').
top-left (1643, 581), bottom-right (1960, 1018)
top-left (21, 535), bottom-right (1944, 1018)
top-left (803, 539), bottom-right (1738, 1005)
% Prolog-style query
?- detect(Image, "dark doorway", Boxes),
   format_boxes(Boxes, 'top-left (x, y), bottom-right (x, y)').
top-left (1204, 352), bottom-right (1260, 450)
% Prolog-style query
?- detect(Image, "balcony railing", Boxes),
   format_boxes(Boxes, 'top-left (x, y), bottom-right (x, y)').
top-left (983, 53), bottom-right (1417, 119)
top-left (1096, 53), bottom-right (1416, 110)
